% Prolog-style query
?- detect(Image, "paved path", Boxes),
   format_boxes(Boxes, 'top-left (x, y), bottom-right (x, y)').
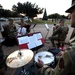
top-left (0, 21), bottom-right (73, 41)
top-left (30, 24), bottom-right (74, 42)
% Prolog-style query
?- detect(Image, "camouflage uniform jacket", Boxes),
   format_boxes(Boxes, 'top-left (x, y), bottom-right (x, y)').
top-left (35, 37), bottom-right (75, 75)
top-left (52, 25), bottom-right (69, 41)
top-left (3, 24), bottom-right (17, 38)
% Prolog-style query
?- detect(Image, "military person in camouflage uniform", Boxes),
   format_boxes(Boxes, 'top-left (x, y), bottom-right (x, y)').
top-left (3, 19), bottom-right (17, 38)
top-left (35, 0), bottom-right (75, 75)
top-left (49, 19), bottom-right (69, 47)
top-left (2, 19), bottom-right (18, 46)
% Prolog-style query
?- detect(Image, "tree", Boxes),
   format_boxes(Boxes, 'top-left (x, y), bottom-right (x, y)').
top-left (0, 4), bottom-right (3, 17)
top-left (0, 4), bottom-right (3, 9)
top-left (0, 4), bottom-right (19, 17)
top-left (12, 1), bottom-right (43, 19)
top-left (42, 9), bottom-right (48, 20)
top-left (12, 5), bottom-right (17, 11)
top-left (48, 13), bottom-right (64, 22)
top-left (60, 15), bottom-right (68, 19)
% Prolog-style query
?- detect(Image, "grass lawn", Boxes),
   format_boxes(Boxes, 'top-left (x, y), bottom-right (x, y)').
top-left (27, 19), bottom-right (70, 25)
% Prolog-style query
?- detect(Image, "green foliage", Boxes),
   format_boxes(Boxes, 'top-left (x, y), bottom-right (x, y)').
top-left (0, 3), bottom-right (69, 19)
top-left (48, 13), bottom-right (61, 19)
top-left (48, 13), bottom-right (68, 19)
top-left (26, 19), bottom-right (70, 25)
top-left (42, 9), bottom-right (48, 20)
top-left (0, 4), bottom-right (19, 17)
top-left (12, 2), bottom-right (43, 19)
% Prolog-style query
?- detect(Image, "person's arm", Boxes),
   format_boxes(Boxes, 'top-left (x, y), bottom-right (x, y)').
top-left (36, 58), bottom-right (44, 68)
top-left (52, 27), bottom-right (61, 36)
top-left (35, 63), bottom-right (54, 75)
top-left (53, 27), bottom-right (56, 31)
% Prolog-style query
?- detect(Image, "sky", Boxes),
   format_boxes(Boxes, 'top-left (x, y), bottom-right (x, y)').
top-left (0, 0), bottom-right (71, 17)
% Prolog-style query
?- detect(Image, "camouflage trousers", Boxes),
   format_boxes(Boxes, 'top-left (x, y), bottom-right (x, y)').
top-left (49, 35), bottom-right (65, 47)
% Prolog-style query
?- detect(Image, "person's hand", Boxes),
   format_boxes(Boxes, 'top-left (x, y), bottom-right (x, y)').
top-left (36, 58), bottom-right (44, 68)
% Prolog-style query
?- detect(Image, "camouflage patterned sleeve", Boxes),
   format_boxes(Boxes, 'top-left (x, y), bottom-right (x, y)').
top-left (35, 65), bottom-right (54, 75)
top-left (52, 27), bottom-right (61, 36)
